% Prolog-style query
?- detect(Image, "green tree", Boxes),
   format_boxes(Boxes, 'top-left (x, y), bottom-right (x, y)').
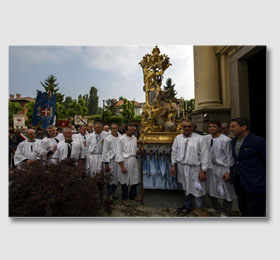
top-left (55, 102), bottom-right (67, 120)
top-left (105, 98), bottom-right (118, 115)
top-left (66, 98), bottom-right (88, 122)
top-left (55, 92), bottom-right (64, 104)
top-left (121, 99), bottom-right (135, 123)
top-left (186, 98), bottom-right (195, 114)
top-left (40, 75), bottom-right (60, 95)
top-left (63, 96), bottom-right (73, 110)
top-left (26, 101), bottom-right (35, 125)
top-left (87, 86), bottom-right (99, 115)
top-left (103, 110), bottom-right (112, 124)
top-left (9, 101), bottom-right (23, 125)
top-left (163, 78), bottom-right (177, 99)
top-left (83, 94), bottom-right (89, 107)
top-left (97, 107), bottom-right (103, 115)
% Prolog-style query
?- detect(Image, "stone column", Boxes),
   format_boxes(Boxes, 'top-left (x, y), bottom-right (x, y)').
top-left (194, 46), bottom-right (221, 110)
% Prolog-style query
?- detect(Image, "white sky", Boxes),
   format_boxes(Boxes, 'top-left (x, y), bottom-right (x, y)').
top-left (9, 45), bottom-right (194, 106)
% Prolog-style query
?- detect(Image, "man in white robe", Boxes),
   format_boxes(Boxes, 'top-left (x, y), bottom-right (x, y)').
top-left (73, 125), bottom-right (89, 170)
top-left (102, 123), bottom-right (121, 200)
top-left (204, 120), bottom-right (237, 215)
top-left (52, 128), bottom-right (85, 165)
top-left (171, 120), bottom-right (209, 213)
top-left (14, 129), bottom-right (42, 167)
top-left (116, 124), bottom-right (141, 206)
top-left (87, 122), bottom-right (109, 176)
top-left (87, 123), bottom-right (94, 134)
top-left (41, 126), bottom-right (60, 161)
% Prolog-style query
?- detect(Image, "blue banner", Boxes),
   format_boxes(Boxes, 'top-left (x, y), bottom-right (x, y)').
top-left (32, 91), bottom-right (56, 129)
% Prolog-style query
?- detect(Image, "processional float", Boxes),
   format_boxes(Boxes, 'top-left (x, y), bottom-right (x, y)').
top-left (138, 46), bottom-right (184, 203)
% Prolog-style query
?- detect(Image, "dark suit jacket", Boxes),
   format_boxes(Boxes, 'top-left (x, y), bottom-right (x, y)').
top-left (230, 133), bottom-right (266, 193)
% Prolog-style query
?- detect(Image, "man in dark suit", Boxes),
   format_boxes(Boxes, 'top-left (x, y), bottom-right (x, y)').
top-left (227, 118), bottom-right (266, 217)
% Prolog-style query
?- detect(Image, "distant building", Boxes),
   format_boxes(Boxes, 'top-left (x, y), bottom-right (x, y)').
top-left (9, 94), bottom-right (35, 121)
top-left (115, 100), bottom-right (143, 116)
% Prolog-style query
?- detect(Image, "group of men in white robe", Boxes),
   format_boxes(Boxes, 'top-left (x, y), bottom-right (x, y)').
top-left (171, 119), bottom-right (237, 216)
top-left (13, 122), bottom-right (141, 207)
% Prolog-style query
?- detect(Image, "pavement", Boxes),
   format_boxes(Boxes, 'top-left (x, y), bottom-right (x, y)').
top-left (110, 185), bottom-right (240, 213)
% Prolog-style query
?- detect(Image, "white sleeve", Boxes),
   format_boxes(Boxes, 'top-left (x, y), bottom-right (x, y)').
top-left (52, 147), bottom-right (60, 164)
top-left (115, 139), bottom-right (124, 163)
top-left (171, 136), bottom-right (178, 165)
top-left (40, 139), bottom-right (48, 157)
top-left (80, 142), bottom-right (86, 159)
top-left (102, 137), bottom-right (110, 162)
top-left (14, 142), bottom-right (27, 166)
top-left (200, 137), bottom-right (210, 172)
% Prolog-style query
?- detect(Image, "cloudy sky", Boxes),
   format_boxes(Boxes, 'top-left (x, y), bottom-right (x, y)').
top-left (9, 45), bottom-right (194, 107)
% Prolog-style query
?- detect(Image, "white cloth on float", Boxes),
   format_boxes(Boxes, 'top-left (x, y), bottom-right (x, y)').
top-left (115, 134), bottom-right (139, 185)
top-left (102, 133), bottom-right (121, 185)
top-left (87, 131), bottom-right (109, 176)
top-left (14, 139), bottom-right (42, 166)
top-left (171, 133), bottom-right (209, 197)
top-left (204, 134), bottom-right (237, 201)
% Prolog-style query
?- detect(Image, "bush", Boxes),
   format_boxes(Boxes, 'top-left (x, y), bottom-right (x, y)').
top-left (108, 116), bottom-right (124, 125)
top-left (86, 115), bottom-right (102, 123)
top-left (9, 160), bottom-right (113, 217)
top-left (132, 115), bottom-right (142, 122)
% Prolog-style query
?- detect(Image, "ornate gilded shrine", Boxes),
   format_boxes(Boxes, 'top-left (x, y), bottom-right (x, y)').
top-left (139, 46), bottom-right (181, 144)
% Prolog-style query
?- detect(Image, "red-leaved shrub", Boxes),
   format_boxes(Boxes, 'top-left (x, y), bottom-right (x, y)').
top-left (9, 159), bottom-right (113, 217)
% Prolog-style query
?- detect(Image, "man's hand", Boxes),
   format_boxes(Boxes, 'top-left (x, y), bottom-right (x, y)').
top-left (171, 165), bottom-right (176, 177)
top-left (53, 145), bottom-right (57, 153)
top-left (223, 172), bottom-right (230, 182)
top-left (26, 159), bottom-right (35, 164)
top-left (198, 171), bottom-right (207, 182)
top-left (83, 141), bottom-right (86, 147)
top-left (121, 166), bottom-right (127, 174)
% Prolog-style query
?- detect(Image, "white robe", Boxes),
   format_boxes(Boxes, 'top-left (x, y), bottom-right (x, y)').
top-left (171, 133), bottom-right (209, 197)
top-left (14, 139), bottom-right (42, 166)
top-left (87, 131), bottom-right (109, 175)
top-left (56, 133), bottom-right (65, 142)
top-left (72, 133), bottom-right (89, 158)
top-left (41, 136), bottom-right (60, 160)
top-left (204, 134), bottom-right (237, 201)
top-left (115, 134), bottom-right (139, 185)
top-left (52, 140), bottom-right (84, 163)
top-left (102, 133), bottom-right (121, 185)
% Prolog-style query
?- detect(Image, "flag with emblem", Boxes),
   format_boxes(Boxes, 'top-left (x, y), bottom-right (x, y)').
top-left (32, 91), bottom-right (56, 128)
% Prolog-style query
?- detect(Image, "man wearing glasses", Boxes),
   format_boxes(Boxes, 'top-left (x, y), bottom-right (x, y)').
top-left (171, 120), bottom-right (209, 215)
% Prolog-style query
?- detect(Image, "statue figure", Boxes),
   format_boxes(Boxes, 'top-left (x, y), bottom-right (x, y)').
top-left (139, 46), bottom-right (178, 133)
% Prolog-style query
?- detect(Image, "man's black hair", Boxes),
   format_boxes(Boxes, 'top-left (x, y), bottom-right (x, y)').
top-left (125, 124), bottom-right (134, 131)
top-left (231, 117), bottom-right (250, 130)
top-left (209, 119), bottom-right (222, 128)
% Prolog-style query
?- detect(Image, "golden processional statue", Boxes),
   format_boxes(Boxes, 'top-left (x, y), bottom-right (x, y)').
top-left (139, 46), bottom-right (181, 144)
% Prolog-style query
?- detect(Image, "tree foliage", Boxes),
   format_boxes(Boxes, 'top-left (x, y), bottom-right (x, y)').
top-left (87, 86), bottom-right (99, 115)
top-left (105, 98), bottom-right (118, 115)
top-left (40, 75), bottom-right (60, 95)
top-left (66, 98), bottom-right (88, 120)
top-left (186, 98), bottom-right (195, 114)
top-left (9, 101), bottom-right (23, 125)
top-left (121, 99), bottom-right (135, 123)
top-left (163, 78), bottom-right (177, 99)
top-left (26, 101), bottom-right (35, 125)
